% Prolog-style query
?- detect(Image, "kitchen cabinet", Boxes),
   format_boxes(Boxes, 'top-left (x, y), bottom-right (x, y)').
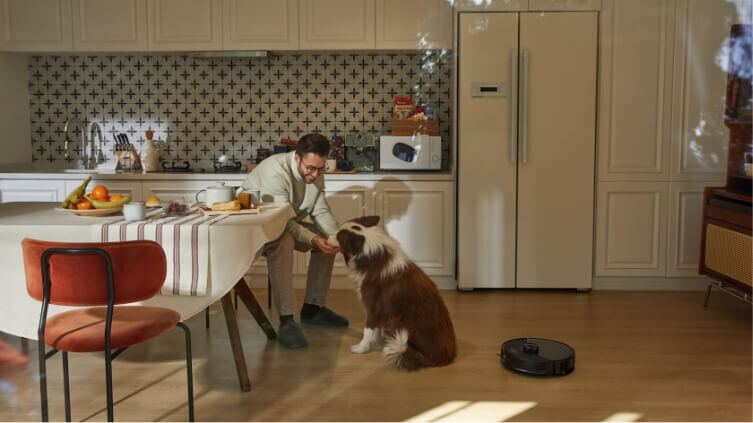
top-left (0, 0), bottom-right (73, 52)
top-left (223, 0), bottom-right (298, 50)
top-left (72, 0), bottom-right (147, 51)
top-left (375, 180), bottom-right (454, 276)
top-left (457, 11), bottom-right (598, 289)
top-left (666, 181), bottom-right (711, 277)
top-left (148, 0), bottom-right (222, 51)
top-left (594, 181), bottom-right (668, 277)
top-left (668, 0), bottom-right (731, 182)
top-left (593, 0), bottom-right (739, 285)
top-left (528, 0), bottom-right (602, 11)
top-left (142, 179), bottom-right (236, 202)
top-left (299, 0), bottom-right (375, 50)
top-left (0, 180), bottom-right (66, 203)
top-left (375, 0), bottom-right (451, 50)
top-left (251, 179), bottom-right (455, 281)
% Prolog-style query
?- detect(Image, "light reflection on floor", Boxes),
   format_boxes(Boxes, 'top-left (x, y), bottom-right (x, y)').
top-left (405, 400), bottom-right (537, 422)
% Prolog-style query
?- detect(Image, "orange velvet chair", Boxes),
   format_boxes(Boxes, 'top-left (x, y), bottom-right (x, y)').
top-left (21, 238), bottom-right (194, 422)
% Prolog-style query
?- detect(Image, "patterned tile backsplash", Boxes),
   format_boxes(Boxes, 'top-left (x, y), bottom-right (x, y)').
top-left (28, 51), bottom-right (452, 171)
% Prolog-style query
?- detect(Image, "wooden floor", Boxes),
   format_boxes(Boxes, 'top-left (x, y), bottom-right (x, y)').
top-left (1, 288), bottom-right (751, 422)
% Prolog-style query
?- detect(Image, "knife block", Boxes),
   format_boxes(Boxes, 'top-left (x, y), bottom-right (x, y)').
top-left (115, 146), bottom-right (141, 171)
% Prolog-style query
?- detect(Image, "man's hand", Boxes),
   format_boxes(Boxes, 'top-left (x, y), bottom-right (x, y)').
top-left (312, 236), bottom-right (340, 254)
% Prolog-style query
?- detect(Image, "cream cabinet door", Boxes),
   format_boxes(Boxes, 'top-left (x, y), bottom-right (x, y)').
top-left (321, 180), bottom-right (373, 276)
top-left (595, 181), bottom-right (669, 277)
top-left (141, 180), bottom-right (218, 202)
top-left (665, 180), bottom-right (722, 277)
top-left (0, 180), bottom-right (66, 203)
top-left (597, 0), bottom-right (674, 182)
top-left (148, 0), bottom-right (222, 51)
top-left (223, 0), bottom-right (298, 50)
top-left (72, 0), bottom-right (147, 51)
top-left (376, 180), bottom-right (454, 277)
top-left (65, 179), bottom-right (142, 201)
top-left (375, 0), bottom-right (451, 49)
top-left (529, 0), bottom-right (602, 11)
top-left (299, 0), bottom-right (375, 50)
top-left (0, 0), bottom-right (73, 51)
top-left (668, 0), bottom-right (745, 181)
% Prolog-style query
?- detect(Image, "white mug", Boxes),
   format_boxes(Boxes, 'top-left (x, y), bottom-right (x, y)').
top-left (326, 159), bottom-right (337, 172)
top-left (122, 202), bottom-right (146, 221)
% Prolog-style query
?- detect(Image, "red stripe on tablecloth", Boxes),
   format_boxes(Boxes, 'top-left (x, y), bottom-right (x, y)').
top-left (189, 214), bottom-right (228, 295)
top-left (171, 214), bottom-right (205, 295)
top-left (101, 218), bottom-right (125, 242)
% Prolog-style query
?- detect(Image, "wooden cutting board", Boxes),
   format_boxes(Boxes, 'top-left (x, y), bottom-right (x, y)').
top-left (199, 206), bottom-right (261, 216)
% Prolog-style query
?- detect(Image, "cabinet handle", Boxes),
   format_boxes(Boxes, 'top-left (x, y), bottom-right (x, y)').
top-left (521, 49), bottom-right (529, 165)
top-left (510, 50), bottom-right (517, 164)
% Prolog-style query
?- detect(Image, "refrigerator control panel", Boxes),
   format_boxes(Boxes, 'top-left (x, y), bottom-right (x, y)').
top-left (471, 82), bottom-right (506, 98)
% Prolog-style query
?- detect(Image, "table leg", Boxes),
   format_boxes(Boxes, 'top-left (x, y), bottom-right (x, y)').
top-left (221, 293), bottom-right (251, 392)
top-left (234, 278), bottom-right (277, 340)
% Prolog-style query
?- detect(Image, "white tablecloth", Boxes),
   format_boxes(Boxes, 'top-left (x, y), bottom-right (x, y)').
top-left (0, 202), bottom-right (295, 340)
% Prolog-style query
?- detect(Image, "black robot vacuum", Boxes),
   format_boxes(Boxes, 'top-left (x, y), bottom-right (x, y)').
top-left (501, 338), bottom-right (575, 376)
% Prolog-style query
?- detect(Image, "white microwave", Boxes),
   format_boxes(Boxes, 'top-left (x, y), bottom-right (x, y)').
top-left (379, 135), bottom-right (442, 170)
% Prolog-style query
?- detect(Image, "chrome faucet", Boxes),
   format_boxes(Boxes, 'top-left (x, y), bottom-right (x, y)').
top-left (64, 118), bottom-right (88, 169)
top-left (90, 121), bottom-right (104, 164)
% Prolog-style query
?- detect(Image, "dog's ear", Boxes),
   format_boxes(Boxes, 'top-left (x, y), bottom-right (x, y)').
top-left (337, 230), bottom-right (365, 257)
top-left (350, 215), bottom-right (380, 228)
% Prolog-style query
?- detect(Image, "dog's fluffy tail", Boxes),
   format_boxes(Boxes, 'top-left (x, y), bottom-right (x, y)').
top-left (383, 329), bottom-right (430, 371)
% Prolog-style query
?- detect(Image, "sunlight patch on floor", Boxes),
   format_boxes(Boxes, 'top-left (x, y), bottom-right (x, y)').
top-left (405, 400), bottom-right (537, 422)
top-left (603, 412), bottom-right (643, 421)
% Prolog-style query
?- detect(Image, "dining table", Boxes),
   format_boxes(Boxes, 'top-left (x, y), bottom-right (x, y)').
top-left (0, 201), bottom-right (296, 392)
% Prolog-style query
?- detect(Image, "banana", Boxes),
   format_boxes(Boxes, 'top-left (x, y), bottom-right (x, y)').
top-left (60, 176), bottom-right (92, 209)
top-left (84, 194), bottom-right (132, 209)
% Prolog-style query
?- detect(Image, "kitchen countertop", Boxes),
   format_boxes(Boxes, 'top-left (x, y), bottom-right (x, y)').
top-left (0, 164), bottom-right (454, 181)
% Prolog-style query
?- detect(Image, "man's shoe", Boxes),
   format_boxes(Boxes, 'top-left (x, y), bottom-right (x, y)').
top-left (278, 320), bottom-right (308, 349)
top-left (301, 306), bottom-right (349, 327)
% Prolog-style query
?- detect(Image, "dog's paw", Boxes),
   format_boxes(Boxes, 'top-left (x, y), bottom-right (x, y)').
top-left (351, 343), bottom-right (371, 354)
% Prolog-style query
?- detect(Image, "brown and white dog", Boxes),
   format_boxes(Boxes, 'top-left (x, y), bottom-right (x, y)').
top-left (328, 216), bottom-right (456, 370)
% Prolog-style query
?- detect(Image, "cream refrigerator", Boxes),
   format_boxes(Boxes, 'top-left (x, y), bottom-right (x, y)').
top-left (457, 11), bottom-right (598, 289)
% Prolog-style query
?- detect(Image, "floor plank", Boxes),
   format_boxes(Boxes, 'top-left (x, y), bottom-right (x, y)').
top-left (1, 289), bottom-right (750, 421)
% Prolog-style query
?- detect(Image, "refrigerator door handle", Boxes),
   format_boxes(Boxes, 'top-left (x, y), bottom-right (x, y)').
top-left (510, 49), bottom-right (517, 164)
top-left (521, 49), bottom-right (529, 164)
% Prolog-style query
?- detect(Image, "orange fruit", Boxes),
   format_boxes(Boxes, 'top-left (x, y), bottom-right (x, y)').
top-left (90, 185), bottom-right (109, 201)
top-left (76, 198), bottom-right (92, 210)
top-left (109, 194), bottom-right (124, 202)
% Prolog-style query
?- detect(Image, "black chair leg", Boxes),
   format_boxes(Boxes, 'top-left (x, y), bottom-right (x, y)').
top-left (234, 290), bottom-right (238, 310)
top-left (177, 322), bottom-right (195, 422)
top-left (205, 307), bottom-right (210, 329)
top-left (37, 339), bottom-right (49, 422)
top-left (105, 348), bottom-right (114, 422)
top-left (267, 276), bottom-right (271, 309)
top-left (63, 352), bottom-right (71, 422)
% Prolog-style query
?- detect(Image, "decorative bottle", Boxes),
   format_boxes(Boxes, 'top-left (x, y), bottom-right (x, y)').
top-left (141, 129), bottom-right (160, 173)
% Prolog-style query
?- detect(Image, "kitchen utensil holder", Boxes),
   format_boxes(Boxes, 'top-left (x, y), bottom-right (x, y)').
top-left (115, 147), bottom-right (141, 171)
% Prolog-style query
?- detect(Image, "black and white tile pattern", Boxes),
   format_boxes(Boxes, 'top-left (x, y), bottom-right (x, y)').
top-left (28, 51), bottom-right (452, 171)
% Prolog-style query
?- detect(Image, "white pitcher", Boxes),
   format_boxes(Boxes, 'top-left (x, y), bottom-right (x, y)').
top-left (141, 130), bottom-right (160, 172)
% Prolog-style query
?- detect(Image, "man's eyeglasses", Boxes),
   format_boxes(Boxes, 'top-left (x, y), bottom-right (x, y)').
top-left (300, 160), bottom-right (329, 174)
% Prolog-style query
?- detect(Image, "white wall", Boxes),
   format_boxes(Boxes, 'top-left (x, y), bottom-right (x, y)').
top-left (0, 53), bottom-right (30, 164)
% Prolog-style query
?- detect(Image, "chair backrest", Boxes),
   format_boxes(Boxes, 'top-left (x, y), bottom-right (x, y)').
top-left (21, 238), bottom-right (167, 306)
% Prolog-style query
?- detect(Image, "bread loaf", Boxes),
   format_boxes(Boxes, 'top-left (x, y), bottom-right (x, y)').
top-left (211, 200), bottom-right (241, 211)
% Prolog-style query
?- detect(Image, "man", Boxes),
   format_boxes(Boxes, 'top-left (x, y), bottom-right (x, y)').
top-left (240, 133), bottom-right (347, 350)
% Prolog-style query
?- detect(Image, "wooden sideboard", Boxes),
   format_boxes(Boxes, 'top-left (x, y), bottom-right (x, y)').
top-left (699, 24), bottom-right (752, 305)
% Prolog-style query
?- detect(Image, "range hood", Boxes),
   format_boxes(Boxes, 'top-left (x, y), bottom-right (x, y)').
top-left (186, 51), bottom-right (268, 58)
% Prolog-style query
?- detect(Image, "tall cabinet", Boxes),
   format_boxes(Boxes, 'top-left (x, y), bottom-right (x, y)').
top-left (457, 11), bottom-right (598, 289)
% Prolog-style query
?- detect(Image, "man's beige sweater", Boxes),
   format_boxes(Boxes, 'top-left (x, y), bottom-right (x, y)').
top-left (240, 151), bottom-right (338, 245)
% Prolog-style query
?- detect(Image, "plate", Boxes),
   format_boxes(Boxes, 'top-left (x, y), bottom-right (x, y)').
top-left (54, 207), bottom-right (122, 217)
